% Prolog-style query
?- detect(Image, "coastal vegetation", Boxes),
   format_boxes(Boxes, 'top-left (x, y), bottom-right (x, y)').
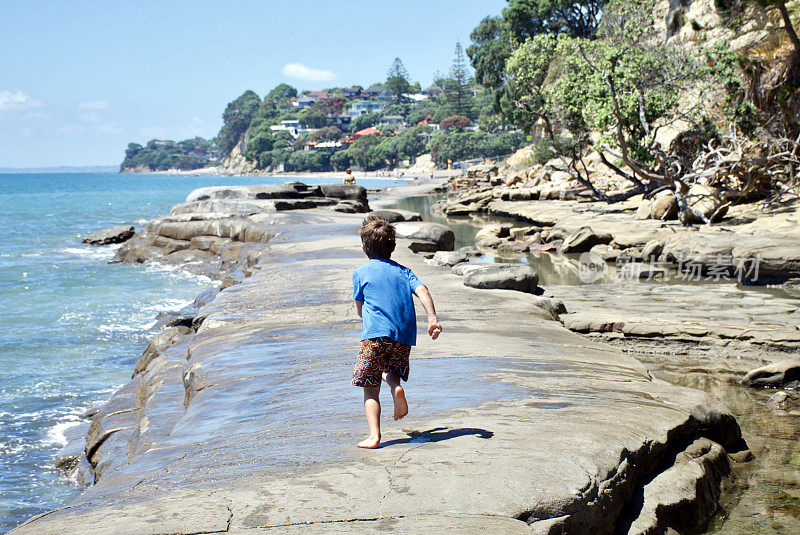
top-left (120, 45), bottom-right (522, 173)
top-left (480, 0), bottom-right (800, 212)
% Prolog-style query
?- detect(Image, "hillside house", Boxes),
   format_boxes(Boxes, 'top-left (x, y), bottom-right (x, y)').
top-left (348, 100), bottom-right (384, 117)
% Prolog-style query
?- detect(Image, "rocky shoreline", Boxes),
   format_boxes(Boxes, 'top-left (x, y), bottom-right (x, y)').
top-left (10, 179), bottom-right (763, 534)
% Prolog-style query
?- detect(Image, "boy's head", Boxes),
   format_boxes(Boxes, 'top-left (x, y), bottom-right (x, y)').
top-left (360, 217), bottom-right (396, 259)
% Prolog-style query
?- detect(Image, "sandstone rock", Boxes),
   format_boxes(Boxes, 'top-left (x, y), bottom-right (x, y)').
top-left (475, 225), bottom-right (511, 248)
top-left (625, 438), bottom-right (730, 534)
top-left (637, 198), bottom-right (654, 220)
top-left (742, 359), bottom-right (800, 389)
top-left (642, 240), bottom-right (665, 261)
top-left (82, 225), bottom-right (135, 245)
top-left (320, 184), bottom-right (368, 203)
top-left (451, 262), bottom-right (493, 276)
top-left (369, 210), bottom-right (421, 223)
top-left (619, 262), bottom-right (668, 280)
top-left (652, 191), bottom-right (678, 220)
top-left (559, 226), bottom-right (612, 254)
top-left (135, 326), bottom-right (193, 375)
top-left (428, 251), bottom-right (469, 267)
top-left (463, 264), bottom-right (539, 293)
top-left (766, 390), bottom-right (800, 410)
top-left (395, 222), bottom-right (455, 252)
top-left (683, 184), bottom-right (729, 223)
top-left (590, 244), bottom-right (622, 262)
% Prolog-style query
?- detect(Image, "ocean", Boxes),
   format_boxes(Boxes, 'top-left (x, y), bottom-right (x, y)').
top-left (0, 172), bottom-right (404, 533)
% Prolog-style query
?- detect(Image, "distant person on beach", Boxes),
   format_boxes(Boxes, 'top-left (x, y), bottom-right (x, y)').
top-left (343, 168), bottom-right (356, 184)
top-left (351, 217), bottom-right (442, 449)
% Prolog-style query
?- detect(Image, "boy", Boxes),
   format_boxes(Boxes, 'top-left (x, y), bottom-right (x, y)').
top-left (352, 217), bottom-right (442, 449)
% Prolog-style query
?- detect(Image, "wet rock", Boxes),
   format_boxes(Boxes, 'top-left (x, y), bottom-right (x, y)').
top-left (457, 245), bottom-right (481, 257)
top-left (619, 262), bottom-right (668, 280)
top-left (766, 390), bottom-right (800, 410)
top-left (590, 244), bottom-right (622, 262)
top-left (558, 226), bottom-right (612, 254)
top-left (395, 222), bottom-right (455, 252)
top-left (463, 264), bottom-right (539, 293)
top-left (82, 225), bottom-right (135, 245)
top-left (428, 251), bottom-right (469, 267)
top-left (54, 422), bottom-right (90, 473)
top-left (742, 359), bottom-right (800, 389)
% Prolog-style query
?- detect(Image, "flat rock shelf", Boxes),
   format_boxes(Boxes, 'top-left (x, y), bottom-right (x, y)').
top-left (11, 185), bottom-right (745, 535)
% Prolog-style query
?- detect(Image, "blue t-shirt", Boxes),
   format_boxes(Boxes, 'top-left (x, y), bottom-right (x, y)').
top-left (352, 258), bottom-right (423, 346)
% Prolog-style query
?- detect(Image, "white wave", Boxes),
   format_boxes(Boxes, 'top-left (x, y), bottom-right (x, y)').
top-left (45, 419), bottom-right (83, 447)
top-left (98, 323), bottom-right (141, 334)
top-left (58, 243), bottom-right (122, 260)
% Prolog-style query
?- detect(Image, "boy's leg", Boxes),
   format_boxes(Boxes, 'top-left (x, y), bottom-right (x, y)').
top-left (357, 386), bottom-right (381, 449)
top-left (382, 371), bottom-right (408, 421)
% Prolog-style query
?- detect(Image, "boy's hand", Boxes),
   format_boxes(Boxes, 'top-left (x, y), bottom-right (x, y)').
top-left (428, 319), bottom-right (442, 340)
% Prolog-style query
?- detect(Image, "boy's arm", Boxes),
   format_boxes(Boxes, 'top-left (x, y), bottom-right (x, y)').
top-left (413, 285), bottom-right (442, 340)
top-left (355, 300), bottom-right (362, 318)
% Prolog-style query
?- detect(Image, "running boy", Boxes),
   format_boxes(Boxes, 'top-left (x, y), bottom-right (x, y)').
top-left (352, 217), bottom-right (442, 449)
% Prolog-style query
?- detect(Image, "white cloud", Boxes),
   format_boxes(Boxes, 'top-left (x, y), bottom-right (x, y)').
top-left (0, 90), bottom-right (42, 111)
top-left (79, 100), bottom-right (109, 110)
top-left (281, 63), bottom-right (338, 82)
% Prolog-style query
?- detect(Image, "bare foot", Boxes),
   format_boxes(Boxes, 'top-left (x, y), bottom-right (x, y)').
top-left (357, 435), bottom-right (381, 449)
top-left (392, 384), bottom-right (408, 421)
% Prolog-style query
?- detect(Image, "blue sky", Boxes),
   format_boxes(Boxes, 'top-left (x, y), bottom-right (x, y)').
top-left (0, 0), bottom-right (506, 168)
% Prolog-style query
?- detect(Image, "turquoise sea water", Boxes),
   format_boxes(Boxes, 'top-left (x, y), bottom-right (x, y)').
top-left (0, 172), bottom-right (404, 533)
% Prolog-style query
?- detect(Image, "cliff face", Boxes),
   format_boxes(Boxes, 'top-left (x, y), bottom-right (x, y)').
top-left (219, 136), bottom-right (257, 175)
top-left (656, 0), bottom-right (791, 51)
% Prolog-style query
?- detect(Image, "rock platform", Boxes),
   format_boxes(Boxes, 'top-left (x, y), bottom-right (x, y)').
top-left (12, 184), bottom-right (747, 534)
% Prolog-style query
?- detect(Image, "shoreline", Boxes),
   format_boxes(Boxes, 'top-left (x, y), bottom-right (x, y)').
top-left (11, 179), bottom-right (746, 534)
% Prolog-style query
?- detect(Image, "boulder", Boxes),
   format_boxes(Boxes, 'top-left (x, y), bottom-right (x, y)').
top-left (369, 210), bottom-right (421, 223)
top-left (651, 191), bottom-right (678, 220)
top-left (683, 184), bottom-right (729, 223)
top-left (641, 240), bottom-right (664, 261)
top-left (558, 226), bottom-right (612, 254)
top-left (319, 184), bottom-right (368, 203)
top-left (428, 251), bottom-right (469, 267)
top-left (452, 262), bottom-right (493, 277)
top-left (636, 198), bottom-right (654, 220)
top-left (590, 244), bottom-right (622, 262)
top-left (766, 390), bottom-right (800, 410)
top-left (82, 225), bottom-right (135, 245)
top-left (463, 264), bottom-right (539, 293)
top-left (619, 263), bottom-right (668, 280)
top-left (395, 222), bottom-right (455, 252)
top-left (742, 359), bottom-right (800, 389)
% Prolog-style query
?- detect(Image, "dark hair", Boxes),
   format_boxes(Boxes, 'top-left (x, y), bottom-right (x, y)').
top-left (360, 217), bottom-right (395, 259)
top-left (346, 168), bottom-right (352, 174)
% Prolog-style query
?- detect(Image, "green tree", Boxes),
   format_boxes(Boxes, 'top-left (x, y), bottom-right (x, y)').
top-left (385, 58), bottom-right (412, 104)
top-left (467, 17), bottom-right (515, 89)
top-left (443, 41), bottom-right (475, 118)
top-left (351, 112), bottom-right (383, 131)
top-left (218, 90), bottom-right (261, 155)
top-left (504, 0), bottom-right (606, 40)
top-left (265, 83), bottom-right (298, 105)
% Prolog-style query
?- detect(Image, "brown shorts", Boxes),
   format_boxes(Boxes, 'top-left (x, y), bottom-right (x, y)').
top-left (352, 337), bottom-right (411, 387)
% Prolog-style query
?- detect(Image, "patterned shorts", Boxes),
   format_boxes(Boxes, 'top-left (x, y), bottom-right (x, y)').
top-left (352, 337), bottom-right (411, 387)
